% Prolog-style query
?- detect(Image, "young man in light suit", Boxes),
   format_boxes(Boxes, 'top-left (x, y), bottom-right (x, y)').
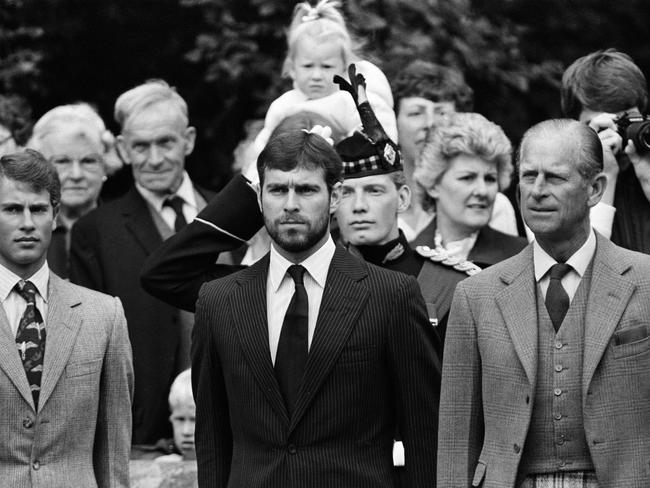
top-left (438, 119), bottom-right (650, 488)
top-left (191, 128), bottom-right (439, 487)
top-left (0, 149), bottom-right (133, 487)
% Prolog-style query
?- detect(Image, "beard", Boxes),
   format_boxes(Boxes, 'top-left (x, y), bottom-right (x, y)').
top-left (265, 209), bottom-right (331, 254)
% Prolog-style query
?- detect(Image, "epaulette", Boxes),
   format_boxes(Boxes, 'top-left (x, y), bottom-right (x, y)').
top-left (415, 245), bottom-right (482, 276)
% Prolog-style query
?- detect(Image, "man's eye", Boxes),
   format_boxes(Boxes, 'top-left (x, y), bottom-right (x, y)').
top-left (52, 157), bottom-right (72, 165)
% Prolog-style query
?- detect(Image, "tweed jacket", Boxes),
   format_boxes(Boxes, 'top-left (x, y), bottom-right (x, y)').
top-left (192, 246), bottom-right (440, 487)
top-left (0, 273), bottom-right (133, 488)
top-left (437, 233), bottom-right (650, 488)
top-left (70, 184), bottom-right (213, 444)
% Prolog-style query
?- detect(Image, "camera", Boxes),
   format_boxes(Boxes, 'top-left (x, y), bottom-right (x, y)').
top-left (614, 113), bottom-right (650, 154)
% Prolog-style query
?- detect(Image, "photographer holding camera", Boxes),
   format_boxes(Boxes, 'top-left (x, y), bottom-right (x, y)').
top-left (562, 48), bottom-right (650, 254)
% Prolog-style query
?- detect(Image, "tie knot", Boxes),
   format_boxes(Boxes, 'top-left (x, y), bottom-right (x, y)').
top-left (15, 280), bottom-right (37, 303)
top-left (287, 265), bottom-right (306, 286)
top-left (163, 195), bottom-right (185, 214)
top-left (549, 263), bottom-right (572, 281)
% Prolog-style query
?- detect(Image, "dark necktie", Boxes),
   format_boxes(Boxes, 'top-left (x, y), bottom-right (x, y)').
top-left (275, 265), bottom-right (309, 416)
top-left (545, 263), bottom-right (572, 332)
top-left (163, 195), bottom-right (188, 232)
top-left (14, 281), bottom-right (46, 408)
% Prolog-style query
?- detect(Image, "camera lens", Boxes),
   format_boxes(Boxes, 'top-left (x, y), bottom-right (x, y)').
top-left (627, 120), bottom-right (650, 154)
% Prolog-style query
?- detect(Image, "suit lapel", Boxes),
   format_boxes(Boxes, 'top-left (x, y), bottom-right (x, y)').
top-left (230, 255), bottom-right (289, 423)
top-left (122, 188), bottom-right (163, 255)
top-left (39, 275), bottom-right (83, 410)
top-left (495, 246), bottom-right (538, 386)
top-left (289, 248), bottom-right (369, 433)
top-left (0, 307), bottom-right (34, 409)
top-left (582, 235), bottom-right (635, 400)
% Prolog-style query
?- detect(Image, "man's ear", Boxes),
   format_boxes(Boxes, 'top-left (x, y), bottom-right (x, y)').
top-left (396, 184), bottom-right (411, 214)
top-left (116, 135), bottom-right (131, 166)
top-left (183, 126), bottom-right (197, 156)
top-left (255, 182), bottom-right (263, 213)
top-left (51, 205), bottom-right (59, 231)
top-left (329, 181), bottom-right (342, 214)
top-left (587, 172), bottom-right (607, 208)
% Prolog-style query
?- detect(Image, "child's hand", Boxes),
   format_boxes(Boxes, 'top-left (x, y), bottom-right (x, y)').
top-left (334, 64), bottom-right (367, 106)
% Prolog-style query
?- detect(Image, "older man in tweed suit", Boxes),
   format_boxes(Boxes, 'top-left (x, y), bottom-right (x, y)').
top-left (438, 119), bottom-right (650, 488)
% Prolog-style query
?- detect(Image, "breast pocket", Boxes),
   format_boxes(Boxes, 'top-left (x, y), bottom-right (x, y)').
top-left (65, 358), bottom-right (103, 377)
top-left (612, 325), bottom-right (650, 359)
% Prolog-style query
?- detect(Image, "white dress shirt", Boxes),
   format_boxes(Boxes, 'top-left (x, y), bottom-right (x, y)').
top-left (266, 237), bottom-right (336, 364)
top-left (0, 261), bottom-right (49, 336)
top-left (136, 171), bottom-right (198, 230)
top-left (533, 229), bottom-right (597, 302)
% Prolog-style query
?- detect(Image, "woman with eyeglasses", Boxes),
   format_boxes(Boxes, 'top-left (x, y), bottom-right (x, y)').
top-left (27, 103), bottom-right (121, 278)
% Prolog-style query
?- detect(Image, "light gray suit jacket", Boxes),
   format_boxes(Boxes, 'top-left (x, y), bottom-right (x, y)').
top-left (0, 273), bottom-right (134, 488)
top-left (438, 233), bottom-right (650, 488)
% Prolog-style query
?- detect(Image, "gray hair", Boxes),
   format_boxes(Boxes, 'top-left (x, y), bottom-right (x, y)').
top-left (517, 118), bottom-right (603, 181)
top-left (27, 103), bottom-right (112, 155)
top-left (114, 79), bottom-right (189, 130)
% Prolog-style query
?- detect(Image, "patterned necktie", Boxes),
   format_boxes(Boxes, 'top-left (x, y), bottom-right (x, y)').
top-left (14, 280), bottom-right (46, 407)
top-left (275, 265), bottom-right (309, 416)
top-left (545, 263), bottom-right (572, 332)
top-left (163, 195), bottom-right (188, 232)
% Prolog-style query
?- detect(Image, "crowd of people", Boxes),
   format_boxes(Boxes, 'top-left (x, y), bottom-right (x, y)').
top-left (1, 0), bottom-right (650, 487)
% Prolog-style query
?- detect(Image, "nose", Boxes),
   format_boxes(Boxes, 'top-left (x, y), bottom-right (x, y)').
top-left (472, 177), bottom-right (489, 197)
top-left (424, 105), bottom-right (436, 129)
top-left (20, 209), bottom-right (36, 230)
top-left (68, 159), bottom-right (84, 179)
top-left (530, 174), bottom-right (547, 199)
top-left (148, 145), bottom-right (164, 167)
top-left (284, 189), bottom-right (299, 212)
top-left (181, 419), bottom-right (194, 436)
top-left (311, 66), bottom-right (323, 80)
top-left (352, 190), bottom-right (368, 212)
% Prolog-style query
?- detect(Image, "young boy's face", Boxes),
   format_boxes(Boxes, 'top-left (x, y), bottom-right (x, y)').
top-left (170, 403), bottom-right (196, 459)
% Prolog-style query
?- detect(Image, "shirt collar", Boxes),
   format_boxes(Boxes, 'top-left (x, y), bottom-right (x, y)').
top-left (533, 229), bottom-right (596, 281)
top-left (269, 236), bottom-right (336, 292)
top-left (135, 171), bottom-right (197, 212)
top-left (0, 260), bottom-right (50, 303)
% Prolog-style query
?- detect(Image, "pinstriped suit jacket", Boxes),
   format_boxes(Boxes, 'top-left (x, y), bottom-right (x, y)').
top-left (437, 234), bottom-right (650, 488)
top-left (192, 246), bottom-right (440, 488)
top-left (0, 273), bottom-right (134, 488)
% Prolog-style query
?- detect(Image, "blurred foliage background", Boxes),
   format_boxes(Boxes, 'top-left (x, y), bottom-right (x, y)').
top-left (1, 0), bottom-right (648, 189)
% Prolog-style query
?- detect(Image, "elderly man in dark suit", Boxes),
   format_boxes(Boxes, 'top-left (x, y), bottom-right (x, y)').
top-left (189, 128), bottom-right (439, 487)
top-left (70, 80), bottom-right (213, 445)
top-left (438, 119), bottom-right (650, 488)
top-left (0, 150), bottom-right (132, 487)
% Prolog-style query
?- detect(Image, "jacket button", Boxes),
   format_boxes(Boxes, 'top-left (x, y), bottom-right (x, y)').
top-left (32, 460), bottom-right (40, 470)
top-left (513, 443), bottom-right (521, 453)
top-left (287, 444), bottom-right (297, 455)
top-left (22, 418), bottom-right (34, 428)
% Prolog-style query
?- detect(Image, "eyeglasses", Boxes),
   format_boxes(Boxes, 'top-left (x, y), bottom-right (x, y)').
top-left (50, 154), bottom-right (104, 172)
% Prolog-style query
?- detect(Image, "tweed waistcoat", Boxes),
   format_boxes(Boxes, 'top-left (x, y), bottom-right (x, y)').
top-left (519, 261), bottom-right (595, 478)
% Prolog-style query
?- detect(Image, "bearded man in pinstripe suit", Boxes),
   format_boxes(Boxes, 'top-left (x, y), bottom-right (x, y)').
top-left (192, 128), bottom-right (440, 488)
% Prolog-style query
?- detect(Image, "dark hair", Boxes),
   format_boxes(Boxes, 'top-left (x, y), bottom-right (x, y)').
top-left (561, 49), bottom-right (648, 119)
top-left (257, 130), bottom-right (343, 192)
top-left (518, 119), bottom-right (603, 181)
top-left (392, 60), bottom-right (474, 115)
top-left (0, 149), bottom-right (61, 207)
top-left (0, 94), bottom-right (33, 146)
top-left (270, 110), bottom-right (347, 144)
